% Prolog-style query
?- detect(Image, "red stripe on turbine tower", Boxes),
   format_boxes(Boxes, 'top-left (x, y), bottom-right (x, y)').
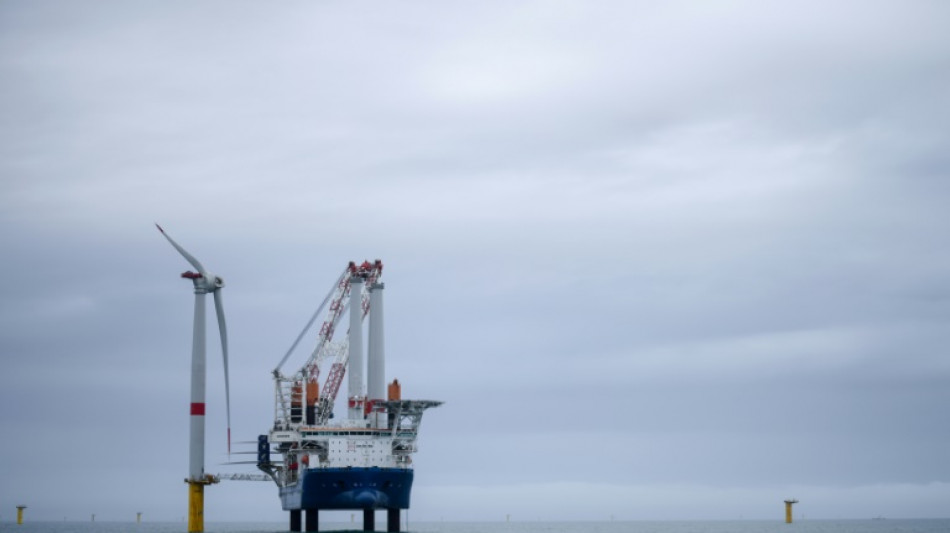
top-left (191, 402), bottom-right (206, 415)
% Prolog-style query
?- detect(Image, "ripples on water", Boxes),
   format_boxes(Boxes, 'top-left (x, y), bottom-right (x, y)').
top-left (1, 520), bottom-right (947, 533)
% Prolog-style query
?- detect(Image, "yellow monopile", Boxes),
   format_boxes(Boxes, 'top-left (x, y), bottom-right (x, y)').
top-left (784, 499), bottom-right (799, 523)
top-left (188, 481), bottom-right (204, 532)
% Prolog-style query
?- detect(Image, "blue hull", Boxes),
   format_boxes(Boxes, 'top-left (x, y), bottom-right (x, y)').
top-left (280, 467), bottom-right (414, 510)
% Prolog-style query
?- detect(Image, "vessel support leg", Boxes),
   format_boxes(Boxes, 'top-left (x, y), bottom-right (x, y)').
top-left (363, 509), bottom-right (375, 531)
top-left (306, 509), bottom-right (318, 532)
top-left (290, 509), bottom-right (301, 532)
top-left (387, 508), bottom-right (400, 532)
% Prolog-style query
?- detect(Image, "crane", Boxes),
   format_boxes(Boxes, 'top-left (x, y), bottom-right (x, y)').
top-left (271, 260), bottom-right (383, 430)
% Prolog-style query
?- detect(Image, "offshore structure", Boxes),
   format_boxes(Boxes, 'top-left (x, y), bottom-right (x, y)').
top-left (158, 226), bottom-right (232, 533)
top-left (258, 260), bottom-right (441, 532)
top-left (784, 499), bottom-right (799, 523)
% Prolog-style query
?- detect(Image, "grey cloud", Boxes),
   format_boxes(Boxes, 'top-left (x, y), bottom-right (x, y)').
top-left (2, 0), bottom-right (949, 522)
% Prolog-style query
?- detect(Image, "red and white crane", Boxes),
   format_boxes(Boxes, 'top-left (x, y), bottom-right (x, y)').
top-left (271, 260), bottom-right (383, 429)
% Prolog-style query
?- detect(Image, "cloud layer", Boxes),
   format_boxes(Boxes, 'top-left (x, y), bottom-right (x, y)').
top-left (1, 0), bottom-right (948, 522)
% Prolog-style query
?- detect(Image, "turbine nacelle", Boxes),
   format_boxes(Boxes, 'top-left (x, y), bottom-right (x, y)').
top-left (181, 271), bottom-right (225, 293)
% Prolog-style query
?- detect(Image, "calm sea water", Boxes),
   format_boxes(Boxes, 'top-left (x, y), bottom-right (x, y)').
top-left (0, 520), bottom-right (947, 533)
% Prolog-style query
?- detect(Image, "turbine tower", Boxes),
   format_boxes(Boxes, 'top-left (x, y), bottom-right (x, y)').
top-left (157, 224), bottom-right (231, 533)
top-left (784, 499), bottom-right (799, 523)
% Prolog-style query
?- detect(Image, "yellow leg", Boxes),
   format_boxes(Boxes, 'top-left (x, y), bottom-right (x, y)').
top-left (16, 506), bottom-right (26, 525)
top-left (188, 482), bottom-right (205, 532)
top-left (785, 502), bottom-right (793, 523)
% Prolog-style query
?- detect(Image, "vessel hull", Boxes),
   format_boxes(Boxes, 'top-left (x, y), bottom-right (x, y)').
top-left (280, 467), bottom-right (413, 510)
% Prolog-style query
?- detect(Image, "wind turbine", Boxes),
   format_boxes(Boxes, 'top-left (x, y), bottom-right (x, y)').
top-left (157, 224), bottom-right (231, 533)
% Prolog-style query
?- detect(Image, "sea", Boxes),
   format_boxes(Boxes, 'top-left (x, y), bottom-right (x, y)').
top-left (0, 520), bottom-right (947, 533)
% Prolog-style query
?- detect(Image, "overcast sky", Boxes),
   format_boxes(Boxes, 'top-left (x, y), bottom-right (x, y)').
top-left (2, 0), bottom-right (949, 524)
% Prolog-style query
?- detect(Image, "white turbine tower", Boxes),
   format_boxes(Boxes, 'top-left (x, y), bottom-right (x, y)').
top-left (157, 224), bottom-right (231, 533)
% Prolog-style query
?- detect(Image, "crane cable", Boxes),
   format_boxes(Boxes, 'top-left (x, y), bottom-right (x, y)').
top-left (273, 268), bottom-right (347, 373)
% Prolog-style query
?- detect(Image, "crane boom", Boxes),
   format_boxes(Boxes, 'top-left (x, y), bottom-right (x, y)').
top-left (273, 269), bottom-right (347, 374)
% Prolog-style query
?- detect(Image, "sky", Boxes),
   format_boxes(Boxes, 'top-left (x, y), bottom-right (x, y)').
top-left (1, 0), bottom-right (949, 524)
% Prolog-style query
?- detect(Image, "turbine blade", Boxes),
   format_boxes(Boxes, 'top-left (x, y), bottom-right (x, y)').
top-left (214, 288), bottom-right (232, 456)
top-left (155, 223), bottom-right (207, 275)
top-left (227, 450), bottom-right (271, 455)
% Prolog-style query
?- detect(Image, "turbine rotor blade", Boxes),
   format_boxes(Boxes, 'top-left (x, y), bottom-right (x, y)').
top-left (155, 223), bottom-right (207, 275)
top-left (214, 288), bottom-right (232, 456)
